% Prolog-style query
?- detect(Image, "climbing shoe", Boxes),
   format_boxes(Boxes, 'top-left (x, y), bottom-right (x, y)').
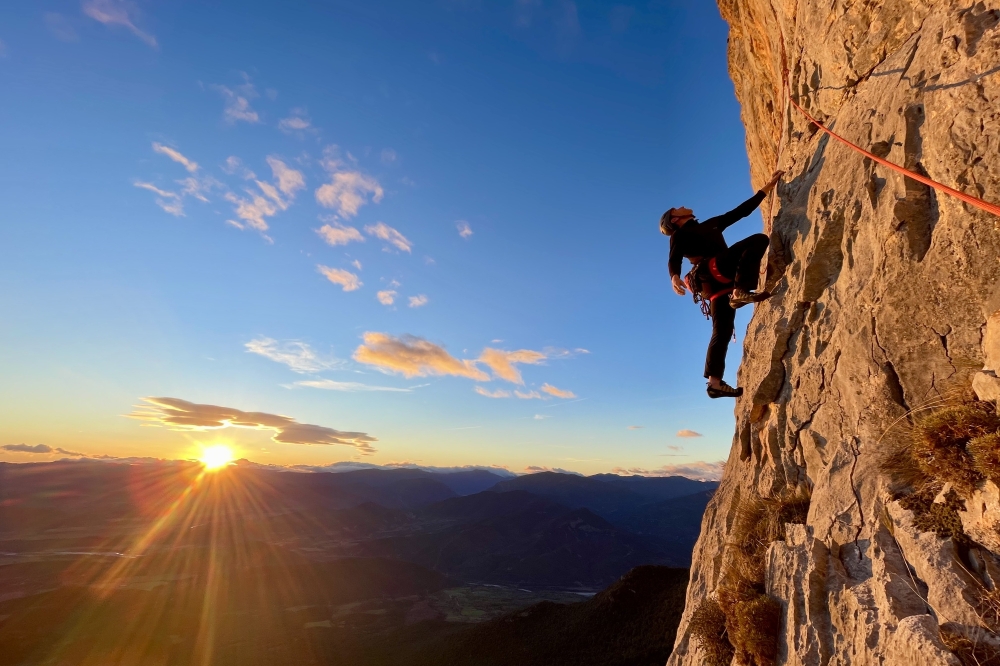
top-left (707, 381), bottom-right (743, 399)
top-left (730, 288), bottom-right (771, 309)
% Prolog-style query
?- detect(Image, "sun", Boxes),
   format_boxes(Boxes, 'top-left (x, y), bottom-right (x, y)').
top-left (199, 445), bottom-right (235, 471)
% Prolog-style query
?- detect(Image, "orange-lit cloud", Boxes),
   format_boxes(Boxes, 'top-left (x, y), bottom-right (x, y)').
top-left (540, 383), bottom-right (576, 399)
top-left (408, 294), bottom-right (428, 308)
top-left (2, 443), bottom-right (87, 456)
top-left (318, 265), bottom-right (362, 291)
top-left (129, 397), bottom-right (377, 452)
top-left (354, 333), bottom-right (488, 380)
top-left (364, 222), bottom-right (412, 253)
top-left (457, 220), bottom-right (472, 238)
top-left (478, 348), bottom-right (546, 384)
top-left (474, 386), bottom-right (511, 398)
top-left (225, 157), bottom-right (304, 235)
top-left (377, 290), bottom-right (397, 305)
top-left (316, 222), bottom-right (364, 246)
top-left (134, 181), bottom-right (184, 216)
top-left (152, 142), bottom-right (198, 173)
top-left (611, 461), bottom-right (724, 481)
top-left (676, 429), bottom-right (703, 438)
top-left (315, 148), bottom-right (384, 218)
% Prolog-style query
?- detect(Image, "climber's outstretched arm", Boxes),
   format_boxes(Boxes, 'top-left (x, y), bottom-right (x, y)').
top-left (706, 171), bottom-right (784, 231)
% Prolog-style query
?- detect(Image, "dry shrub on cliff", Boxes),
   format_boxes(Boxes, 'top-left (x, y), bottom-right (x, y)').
top-left (728, 489), bottom-right (810, 585)
top-left (688, 597), bottom-right (735, 666)
top-left (910, 403), bottom-right (1000, 494)
top-left (717, 578), bottom-right (781, 666)
top-left (897, 486), bottom-right (971, 548)
top-left (970, 433), bottom-right (1000, 485)
top-left (940, 626), bottom-right (1000, 666)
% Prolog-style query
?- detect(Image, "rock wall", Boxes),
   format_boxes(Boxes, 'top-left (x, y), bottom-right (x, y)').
top-left (669, 1), bottom-right (1000, 664)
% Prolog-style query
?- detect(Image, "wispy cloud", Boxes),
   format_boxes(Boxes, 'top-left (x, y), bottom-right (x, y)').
top-left (474, 386), bottom-right (511, 398)
top-left (457, 220), bottom-right (473, 239)
top-left (318, 265), bottom-right (362, 292)
top-left (364, 222), bottom-right (412, 253)
top-left (381, 148), bottom-right (398, 164)
top-left (525, 465), bottom-right (581, 475)
top-left (267, 156), bottom-right (305, 198)
top-left (627, 426), bottom-right (643, 430)
top-left (82, 0), bottom-right (157, 48)
top-left (226, 157), bottom-right (304, 235)
top-left (676, 429), bottom-right (703, 438)
top-left (315, 147), bottom-right (384, 218)
top-left (225, 191), bottom-right (276, 233)
top-left (130, 397), bottom-right (377, 452)
top-left (134, 181), bottom-right (184, 216)
top-left (515, 390), bottom-right (543, 399)
top-left (611, 461), bottom-right (724, 482)
top-left (245, 337), bottom-right (341, 374)
top-left (377, 290), bottom-right (397, 305)
top-left (136, 142), bottom-right (217, 216)
top-left (316, 222), bottom-right (364, 247)
top-left (152, 142), bottom-right (198, 173)
top-left (408, 294), bottom-right (428, 308)
top-left (222, 156), bottom-right (255, 179)
top-left (541, 383), bottom-right (576, 399)
top-left (211, 75), bottom-right (260, 124)
top-left (278, 109), bottom-right (315, 136)
top-left (2, 443), bottom-right (87, 456)
top-left (354, 333), bottom-right (489, 381)
top-left (479, 348), bottom-right (546, 384)
top-left (292, 379), bottom-right (411, 392)
top-left (533, 414), bottom-right (551, 420)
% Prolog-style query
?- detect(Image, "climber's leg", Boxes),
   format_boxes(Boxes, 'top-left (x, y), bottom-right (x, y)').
top-left (715, 233), bottom-right (769, 291)
top-left (705, 297), bottom-right (742, 398)
top-left (705, 296), bottom-right (736, 380)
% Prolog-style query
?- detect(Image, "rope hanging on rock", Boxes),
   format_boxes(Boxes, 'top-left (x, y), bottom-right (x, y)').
top-left (788, 96), bottom-right (1000, 218)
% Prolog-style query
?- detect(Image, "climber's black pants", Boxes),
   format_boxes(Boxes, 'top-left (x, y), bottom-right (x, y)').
top-left (714, 233), bottom-right (770, 292)
top-left (705, 297), bottom-right (736, 379)
top-left (703, 234), bottom-right (769, 379)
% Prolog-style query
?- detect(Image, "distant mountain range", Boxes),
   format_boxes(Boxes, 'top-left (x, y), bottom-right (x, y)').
top-left (0, 461), bottom-right (715, 580)
top-left (0, 461), bottom-right (712, 665)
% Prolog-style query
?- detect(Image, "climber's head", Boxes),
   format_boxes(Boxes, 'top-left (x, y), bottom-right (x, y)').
top-left (660, 207), bottom-right (694, 236)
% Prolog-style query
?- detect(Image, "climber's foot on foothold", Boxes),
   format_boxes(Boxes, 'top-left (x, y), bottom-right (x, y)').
top-left (707, 381), bottom-right (743, 399)
top-left (730, 288), bottom-right (771, 309)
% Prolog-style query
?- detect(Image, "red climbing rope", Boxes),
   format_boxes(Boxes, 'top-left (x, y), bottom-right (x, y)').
top-left (788, 96), bottom-right (1000, 218)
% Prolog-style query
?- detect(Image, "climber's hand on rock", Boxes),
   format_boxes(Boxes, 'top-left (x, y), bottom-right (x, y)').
top-left (763, 170), bottom-right (785, 193)
top-left (671, 275), bottom-right (687, 296)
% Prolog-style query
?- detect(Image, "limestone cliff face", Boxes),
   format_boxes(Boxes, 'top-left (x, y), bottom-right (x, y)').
top-left (669, 1), bottom-right (1000, 664)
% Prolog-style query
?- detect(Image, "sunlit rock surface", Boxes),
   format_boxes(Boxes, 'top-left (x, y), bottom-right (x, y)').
top-left (669, 1), bottom-right (1000, 664)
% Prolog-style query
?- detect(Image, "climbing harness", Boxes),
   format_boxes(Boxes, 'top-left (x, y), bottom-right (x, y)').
top-left (685, 257), bottom-right (734, 318)
top-left (788, 96), bottom-right (1000, 218)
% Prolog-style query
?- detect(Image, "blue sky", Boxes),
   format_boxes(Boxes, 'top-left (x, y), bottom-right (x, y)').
top-left (0, 0), bottom-right (763, 479)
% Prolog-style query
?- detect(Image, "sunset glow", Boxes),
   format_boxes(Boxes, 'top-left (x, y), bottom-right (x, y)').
top-left (199, 445), bottom-right (235, 470)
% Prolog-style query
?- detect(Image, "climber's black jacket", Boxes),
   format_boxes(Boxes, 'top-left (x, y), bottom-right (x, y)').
top-left (667, 190), bottom-right (767, 278)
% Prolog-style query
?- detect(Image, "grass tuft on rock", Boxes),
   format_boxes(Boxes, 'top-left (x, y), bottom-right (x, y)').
top-left (911, 403), bottom-right (1000, 494)
top-left (897, 486), bottom-right (970, 548)
top-left (688, 598), bottom-right (735, 666)
top-left (717, 578), bottom-right (782, 666)
top-left (940, 626), bottom-right (1000, 666)
top-left (728, 489), bottom-right (810, 586)
top-left (970, 433), bottom-right (1000, 485)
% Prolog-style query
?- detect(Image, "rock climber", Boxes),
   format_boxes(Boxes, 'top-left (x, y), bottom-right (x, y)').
top-left (660, 170), bottom-right (783, 399)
